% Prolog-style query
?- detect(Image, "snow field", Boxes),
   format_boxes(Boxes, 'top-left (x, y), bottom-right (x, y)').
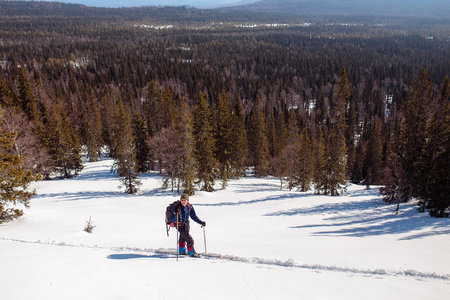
top-left (1, 157), bottom-right (449, 299)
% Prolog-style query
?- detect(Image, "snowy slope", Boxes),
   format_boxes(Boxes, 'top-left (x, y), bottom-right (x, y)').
top-left (1, 157), bottom-right (449, 299)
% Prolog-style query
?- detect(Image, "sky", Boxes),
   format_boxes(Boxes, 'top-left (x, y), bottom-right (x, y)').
top-left (28, 0), bottom-right (258, 9)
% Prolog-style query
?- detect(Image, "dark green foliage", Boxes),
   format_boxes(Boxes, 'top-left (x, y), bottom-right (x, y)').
top-left (419, 77), bottom-right (450, 217)
top-left (0, 3), bottom-right (448, 214)
top-left (177, 99), bottom-right (197, 195)
top-left (112, 98), bottom-right (141, 194)
top-left (0, 106), bottom-right (41, 223)
top-left (247, 95), bottom-right (270, 177)
top-left (214, 90), bottom-right (234, 185)
top-left (193, 92), bottom-right (217, 192)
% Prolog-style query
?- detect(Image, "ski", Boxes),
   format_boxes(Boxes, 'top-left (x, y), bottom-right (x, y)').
top-left (156, 248), bottom-right (225, 259)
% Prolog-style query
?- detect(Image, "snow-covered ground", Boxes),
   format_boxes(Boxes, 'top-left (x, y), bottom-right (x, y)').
top-left (1, 157), bottom-right (449, 299)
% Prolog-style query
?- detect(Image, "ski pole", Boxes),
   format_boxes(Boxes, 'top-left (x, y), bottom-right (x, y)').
top-left (176, 213), bottom-right (179, 262)
top-left (202, 225), bottom-right (207, 254)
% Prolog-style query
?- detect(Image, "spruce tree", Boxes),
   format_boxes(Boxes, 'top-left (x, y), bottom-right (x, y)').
top-left (231, 95), bottom-right (247, 178)
top-left (280, 110), bottom-right (299, 190)
top-left (0, 105), bottom-right (41, 223)
top-left (144, 81), bottom-right (162, 136)
top-left (161, 87), bottom-right (177, 129)
top-left (297, 129), bottom-right (313, 192)
top-left (193, 92), bottom-right (217, 192)
top-left (312, 126), bottom-right (325, 194)
top-left (81, 88), bottom-right (103, 162)
top-left (132, 112), bottom-right (150, 173)
top-left (214, 90), bottom-right (234, 187)
top-left (177, 99), bottom-right (197, 195)
top-left (363, 117), bottom-right (383, 187)
top-left (401, 68), bottom-right (433, 201)
top-left (0, 76), bottom-right (14, 107)
top-left (112, 98), bottom-right (141, 194)
top-left (49, 104), bottom-right (83, 178)
top-left (421, 77), bottom-right (450, 216)
top-left (320, 67), bottom-right (351, 195)
top-left (247, 94), bottom-right (270, 177)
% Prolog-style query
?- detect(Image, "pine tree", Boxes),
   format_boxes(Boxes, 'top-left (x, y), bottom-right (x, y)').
top-left (363, 117), bottom-right (383, 187)
top-left (279, 110), bottom-right (299, 190)
top-left (0, 76), bottom-right (14, 107)
top-left (421, 77), bottom-right (450, 216)
top-left (231, 95), bottom-right (247, 178)
top-left (320, 67), bottom-right (351, 195)
top-left (99, 90), bottom-right (116, 157)
top-left (214, 90), bottom-right (234, 187)
top-left (161, 87), bottom-right (177, 129)
top-left (132, 112), bottom-right (150, 173)
top-left (312, 126), bottom-right (325, 194)
top-left (49, 103), bottom-right (83, 178)
top-left (193, 92), bottom-right (217, 192)
top-left (81, 88), bottom-right (103, 162)
top-left (17, 68), bottom-right (40, 121)
top-left (0, 105), bottom-right (41, 223)
top-left (400, 68), bottom-right (433, 201)
top-left (247, 94), bottom-right (270, 177)
top-left (144, 81), bottom-right (163, 136)
top-left (177, 99), bottom-right (197, 195)
top-left (112, 98), bottom-right (141, 194)
top-left (297, 129), bottom-right (313, 192)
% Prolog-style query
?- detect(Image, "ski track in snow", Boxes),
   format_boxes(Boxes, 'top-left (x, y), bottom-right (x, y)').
top-left (2, 236), bottom-right (449, 282)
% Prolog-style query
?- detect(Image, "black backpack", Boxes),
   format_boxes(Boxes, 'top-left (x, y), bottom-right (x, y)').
top-left (165, 201), bottom-right (181, 224)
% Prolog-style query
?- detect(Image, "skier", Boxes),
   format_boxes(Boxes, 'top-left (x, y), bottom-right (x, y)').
top-left (169, 194), bottom-right (206, 257)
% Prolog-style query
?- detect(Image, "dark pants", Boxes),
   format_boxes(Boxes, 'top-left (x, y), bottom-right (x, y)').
top-left (177, 221), bottom-right (194, 247)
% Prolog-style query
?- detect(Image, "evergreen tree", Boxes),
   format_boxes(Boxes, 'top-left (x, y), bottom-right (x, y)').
top-left (312, 126), bottom-right (325, 194)
top-left (279, 110), bottom-right (299, 190)
top-left (161, 87), bottom-right (177, 129)
top-left (49, 103), bottom-right (83, 178)
top-left (297, 129), bottom-right (313, 192)
top-left (0, 76), bottom-right (14, 107)
top-left (231, 95), bottom-right (247, 178)
top-left (81, 88), bottom-right (103, 162)
top-left (320, 67), bottom-right (351, 195)
top-left (111, 98), bottom-right (141, 194)
top-left (363, 117), bottom-right (383, 187)
top-left (421, 77), bottom-right (450, 216)
top-left (400, 68), bottom-right (433, 200)
top-left (193, 92), bottom-right (217, 192)
top-left (214, 90), bottom-right (234, 187)
top-left (144, 81), bottom-right (162, 136)
top-left (17, 68), bottom-right (40, 121)
top-left (247, 94), bottom-right (270, 177)
top-left (132, 112), bottom-right (150, 173)
top-left (0, 106), bottom-right (41, 223)
top-left (177, 99), bottom-right (197, 195)
top-left (99, 90), bottom-right (116, 157)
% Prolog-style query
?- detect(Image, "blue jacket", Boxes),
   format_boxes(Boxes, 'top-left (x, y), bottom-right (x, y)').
top-left (170, 202), bottom-right (202, 225)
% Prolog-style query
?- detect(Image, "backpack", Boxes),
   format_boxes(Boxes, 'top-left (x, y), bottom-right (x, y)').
top-left (165, 201), bottom-right (181, 224)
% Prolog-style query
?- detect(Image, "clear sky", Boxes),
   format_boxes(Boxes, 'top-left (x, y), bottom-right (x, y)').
top-left (30, 0), bottom-right (257, 9)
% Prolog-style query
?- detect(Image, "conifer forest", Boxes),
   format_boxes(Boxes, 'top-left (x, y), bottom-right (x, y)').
top-left (0, 1), bottom-right (449, 222)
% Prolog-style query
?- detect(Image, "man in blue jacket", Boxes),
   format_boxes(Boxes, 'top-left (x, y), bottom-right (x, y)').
top-left (169, 194), bottom-right (206, 257)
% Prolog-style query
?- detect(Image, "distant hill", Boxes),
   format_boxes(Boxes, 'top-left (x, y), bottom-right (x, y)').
top-left (227, 0), bottom-right (450, 18)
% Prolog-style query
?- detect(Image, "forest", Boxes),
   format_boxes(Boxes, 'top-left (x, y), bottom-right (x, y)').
top-left (0, 1), bottom-right (449, 222)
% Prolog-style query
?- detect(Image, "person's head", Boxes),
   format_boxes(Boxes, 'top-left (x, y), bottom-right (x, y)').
top-left (180, 194), bottom-right (189, 207)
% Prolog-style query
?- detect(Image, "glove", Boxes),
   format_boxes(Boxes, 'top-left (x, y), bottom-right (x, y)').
top-left (201, 221), bottom-right (206, 227)
top-left (169, 223), bottom-right (175, 227)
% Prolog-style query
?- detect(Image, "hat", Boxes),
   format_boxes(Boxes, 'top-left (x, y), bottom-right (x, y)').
top-left (180, 194), bottom-right (189, 201)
